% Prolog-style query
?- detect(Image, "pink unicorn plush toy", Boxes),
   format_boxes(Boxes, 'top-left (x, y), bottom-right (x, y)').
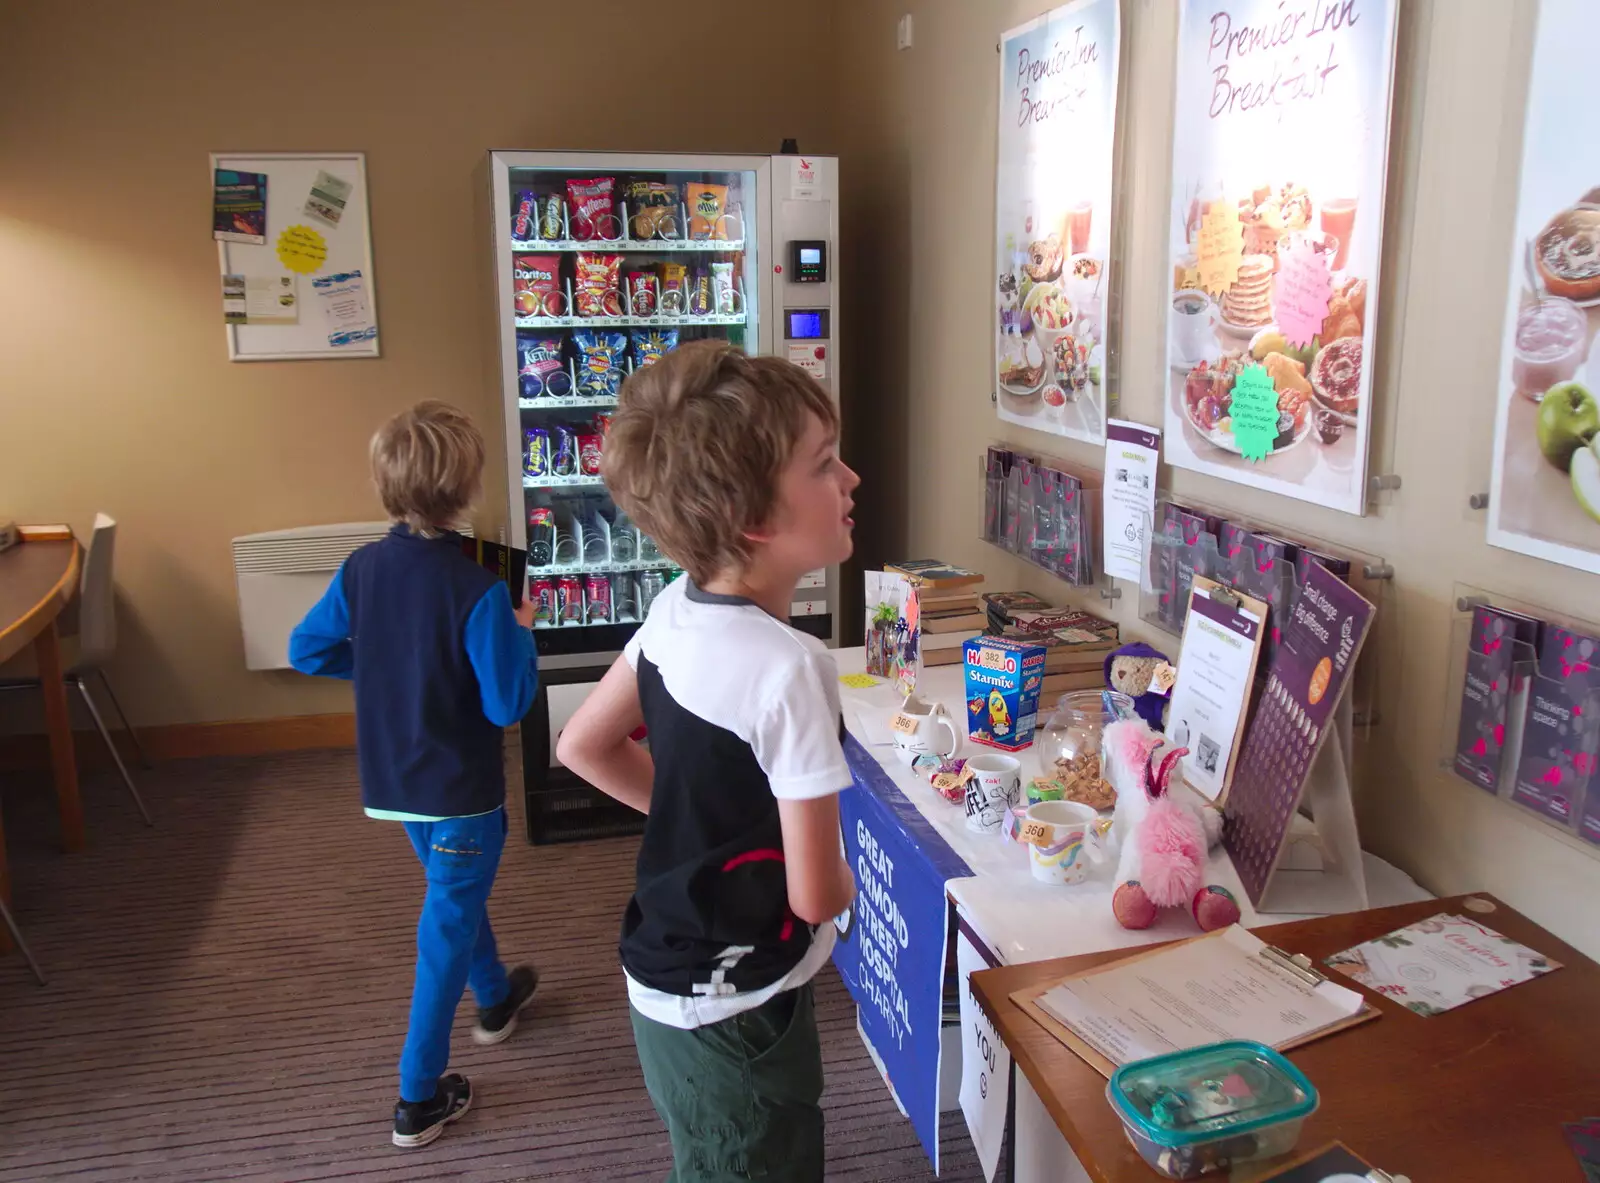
top-left (1103, 716), bottom-right (1241, 932)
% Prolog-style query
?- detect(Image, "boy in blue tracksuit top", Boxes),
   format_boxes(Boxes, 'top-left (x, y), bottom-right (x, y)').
top-left (289, 400), bottom-right (540, 1149)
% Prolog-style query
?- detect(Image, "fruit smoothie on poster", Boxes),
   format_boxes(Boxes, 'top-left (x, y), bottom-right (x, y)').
top-left (994, 0), bottom-right (1120, 445)
top-left (1163, 0), bottom-right (1399, 516)
top-left (1487, 0), bottom-right (1600, 575)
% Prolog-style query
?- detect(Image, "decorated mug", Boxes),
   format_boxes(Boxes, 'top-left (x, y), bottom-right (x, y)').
top-left (889, 693), bottom-right (961, 767)
top-left (964, 754), bottom-right (1022, 833)
top-left (1020, 800), bottom-right (1109, 885)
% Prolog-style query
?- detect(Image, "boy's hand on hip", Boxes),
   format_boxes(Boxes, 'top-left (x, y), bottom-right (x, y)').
top-left (513, 596), bottom-right (537, 631)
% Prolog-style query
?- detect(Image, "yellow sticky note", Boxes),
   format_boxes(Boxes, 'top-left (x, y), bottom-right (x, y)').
top-left (276, 224), bottom-right (328, 274)
top-left (839, 673), bottom-right (881, 689)
top-left (1196, 200), bottom-right (1244, 297)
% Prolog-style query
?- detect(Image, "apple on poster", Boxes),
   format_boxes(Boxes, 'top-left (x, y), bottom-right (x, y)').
top-left (1486, 0), bottom-right (1600, 575)
top-left (1162, 0), bottom-right (1399, 517)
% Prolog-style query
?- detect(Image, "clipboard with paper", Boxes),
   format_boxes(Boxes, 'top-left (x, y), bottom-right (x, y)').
top-left (1167, 576), bottom-right (1267, 807)
top-left (1012, 924), bottom-right (1378, 1079)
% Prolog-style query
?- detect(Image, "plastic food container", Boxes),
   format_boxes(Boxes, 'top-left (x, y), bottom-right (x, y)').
top-left (1105, 1041), bottom-right (1318, 1180)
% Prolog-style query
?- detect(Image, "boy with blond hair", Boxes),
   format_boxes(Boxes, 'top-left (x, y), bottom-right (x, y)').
top-left (558, 341), bottom-right (860, 1181)
top-left (290, 400), bottom-right (541, 1148)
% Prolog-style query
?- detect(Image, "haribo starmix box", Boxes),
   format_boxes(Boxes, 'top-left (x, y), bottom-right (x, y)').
top-left (963, 634), bottom-right (1047, 751)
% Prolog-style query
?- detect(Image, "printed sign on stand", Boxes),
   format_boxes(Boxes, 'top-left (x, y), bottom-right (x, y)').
top-left (833, 736), bottom-right (970, 1172)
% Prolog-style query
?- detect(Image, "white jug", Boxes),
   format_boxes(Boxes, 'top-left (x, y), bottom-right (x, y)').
top-left (889, 693), bottom-right (961, 767)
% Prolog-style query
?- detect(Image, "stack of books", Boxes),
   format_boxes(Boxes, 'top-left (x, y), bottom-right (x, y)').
top-left (887, 560), bottom-right (987, 668)
top-left (999, 604), bottom-right (1120, 696)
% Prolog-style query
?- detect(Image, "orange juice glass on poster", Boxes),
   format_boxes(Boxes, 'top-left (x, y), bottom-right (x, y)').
top-left (1067, 201), bottom-right (1093, 256)
top-left (1320, 198), bottom-right (1357, 270)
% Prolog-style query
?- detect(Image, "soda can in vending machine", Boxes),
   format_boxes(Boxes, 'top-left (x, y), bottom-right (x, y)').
top-left (584, 573), bottom-right (614, 624)
top-left (553, 425), bottom-right (579, 477)
top-left (610, 573), bottom-right (639, 623)
top-left (525, 427), bottom-right (553, 478)
top-left (638, 570), bottom-right (667, 618)
top-left (527, 506), bottom-right (555, 568)
top-left (528, 578), bottom-right (557, 627)
top-left (556, 575), bottom-right (585, 625)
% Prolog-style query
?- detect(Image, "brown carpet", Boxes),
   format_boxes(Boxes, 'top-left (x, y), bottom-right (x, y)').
top-left (0, 747), bottom-right (986, 1181)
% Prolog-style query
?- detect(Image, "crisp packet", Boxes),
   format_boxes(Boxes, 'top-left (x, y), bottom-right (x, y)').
top-left (630, 328), bottom-right (679, 369)
top-left (574, 329), bottom-right (628, 398)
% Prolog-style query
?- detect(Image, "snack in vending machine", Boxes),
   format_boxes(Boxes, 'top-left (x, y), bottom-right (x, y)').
top-left (552, 425), bottom-right (579, 477)
top-left (511, 190), bottom-right (538, 242)
top-left (659, 262), bottom-right (688, 315)
top-left (593, 411), bottom-right (614, 437)
top-left (527, 506), bottom-right (556, 567)
top-left (686, 182), bottom-right (729, 240)
top-left (687, 265), bottom-right (712, 316)
top-left (584, 573), bottom-right (614, 624)
top-left (556, 574), bottom-right (585, 625)
top-left (537, 193), bottom-right (564, 241)
top-left (575, 252), bottom-right (623, 318)
top-left (565, 177), bottom-right (618, 241)
top-left (516, 334), bottom-right (567, 399)
top-left (513, 254), bottom-right (564, 318)
top-left (574, 329), bottom-right (628, 398)
top-left (528, 577), bottom-right (557, 627)
top-left (627, 269), bottom-right (658, 317)
top-left (578, 433), bottom-right (603, 476)
top-left (709, 261), bottom-right (737, 315)
top-left (626, 179), bottom-right (680, 239)
top-left (524, 427), bottom-right (553, 477)
top-left (629, 327), bottom-right (678, 369)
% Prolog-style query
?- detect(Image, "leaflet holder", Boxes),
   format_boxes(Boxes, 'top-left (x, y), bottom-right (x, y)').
top-left (1137, 494), bottom-right (1391, 732)
top-left (979, 443), bottom-right (1106, 591)
top-left (1439, 584), bottom-right (1600, 857)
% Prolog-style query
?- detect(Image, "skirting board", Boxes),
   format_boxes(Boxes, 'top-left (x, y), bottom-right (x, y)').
top-left (0, 713), bottom-right (356, 772)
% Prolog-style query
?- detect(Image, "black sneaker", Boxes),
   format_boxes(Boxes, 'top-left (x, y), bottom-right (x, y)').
top-left (473, 965), bottom-right (540, 1046)
top-left (392, 1072), bottom-right (472, 1149)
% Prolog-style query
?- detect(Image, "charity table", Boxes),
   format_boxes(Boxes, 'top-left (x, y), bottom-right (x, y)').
top-left (969, 894), bottom-right (1594, 1182)
top-left (830, 648), bottom-right (1432, 1181)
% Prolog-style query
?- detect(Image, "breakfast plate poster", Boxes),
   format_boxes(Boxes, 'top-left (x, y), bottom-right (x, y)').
top-left (1164, 0), bottom-right (1399, 516)
top-left (1486, 0), bottom-right (1600, 575)
top-left (994, 0), bottom-right (1120, 445)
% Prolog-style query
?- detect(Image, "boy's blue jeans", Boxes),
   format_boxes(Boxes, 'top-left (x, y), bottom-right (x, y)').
top-left (398, 808), bottom-right (511, 1103)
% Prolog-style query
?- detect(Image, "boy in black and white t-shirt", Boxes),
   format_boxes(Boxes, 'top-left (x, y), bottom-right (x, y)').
top-left (558, 341), bottom-right (859, 1182)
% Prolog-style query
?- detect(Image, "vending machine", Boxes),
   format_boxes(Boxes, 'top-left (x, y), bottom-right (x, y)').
top-left (487, 151), bottom-right (840, 839)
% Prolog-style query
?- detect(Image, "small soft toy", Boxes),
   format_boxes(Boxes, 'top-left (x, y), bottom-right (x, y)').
top-left (1104, 642), bottom-right (1171, 731)
top-left (1103, 716), bottom-right (1241, 932)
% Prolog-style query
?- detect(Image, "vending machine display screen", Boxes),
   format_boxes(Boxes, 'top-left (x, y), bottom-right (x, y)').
top-left (789, 240), bottom-right (827, 283)
top-left (785, 309), bottom-right (829, 339)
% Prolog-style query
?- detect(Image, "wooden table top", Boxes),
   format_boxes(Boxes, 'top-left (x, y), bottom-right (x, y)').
top-left (0, 539), bottom-right (80, 665)
top-left (971, 894), bottom-right (1596, 1182)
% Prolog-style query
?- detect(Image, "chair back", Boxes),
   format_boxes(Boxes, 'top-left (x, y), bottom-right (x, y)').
top-left (75, 513), bottom-right (118, 670)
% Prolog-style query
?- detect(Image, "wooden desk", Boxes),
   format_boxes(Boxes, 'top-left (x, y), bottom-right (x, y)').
top-left (973, 894), bottom-right (1594, 1182)
top-left (0, 538), bottom-right (86, 902)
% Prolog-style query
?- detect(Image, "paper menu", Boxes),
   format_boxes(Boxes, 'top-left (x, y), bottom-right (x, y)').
top-left (1101, 419), bottom-right (1161, 583)
top-left (1167, 589), bottom-right (1262, 802)
top-left (1325, 913), bottom-right (1561, 1017)
top-left (1033, 925), bottom-right (1365, 1069)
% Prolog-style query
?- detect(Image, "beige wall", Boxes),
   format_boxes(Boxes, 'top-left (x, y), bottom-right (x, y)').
top-left (0, 0), bottom-right (837, 729)
top-left (6, 0), bottom-right (1596, 957)
top-left (836, 0), bottom-right (1600, 959)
